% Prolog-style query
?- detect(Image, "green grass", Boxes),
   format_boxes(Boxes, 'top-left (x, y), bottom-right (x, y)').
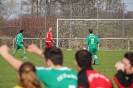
top-left (0, 49), bottom-right (129, 88)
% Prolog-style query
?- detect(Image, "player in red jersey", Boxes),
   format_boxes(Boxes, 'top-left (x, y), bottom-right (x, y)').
top-left (46, 27), bottom-right (54, 47)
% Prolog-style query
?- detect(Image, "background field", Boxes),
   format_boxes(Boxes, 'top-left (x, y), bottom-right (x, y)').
top-left (0, 49), bottom-right (130, 88)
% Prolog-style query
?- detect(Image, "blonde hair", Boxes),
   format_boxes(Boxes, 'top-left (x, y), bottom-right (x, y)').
top-left (18, 62), bottom-right (41, 88)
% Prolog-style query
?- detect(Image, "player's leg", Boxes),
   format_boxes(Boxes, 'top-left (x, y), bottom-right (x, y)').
top-left (94, 55), bottom-right (98, 65)
top-left (88, 47), bottom-right (95, 64)
top-left (12, 50), bottom-right (17, 56)
top-left (12, 44), bottom-right (19, 56)
top-left (94, 48), bottom-right (99, 65)
top-left (20, 44), bottom-right (26, 58)
top-left (23, 47), bottom-right (26, 58)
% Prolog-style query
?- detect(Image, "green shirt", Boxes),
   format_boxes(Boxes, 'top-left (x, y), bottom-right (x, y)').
top-left (15, 33), bottom-right (23, 44)
top-left (86, 34), bottom-right (100, 47)
top-left (36, 67), bottom-right (77, 88)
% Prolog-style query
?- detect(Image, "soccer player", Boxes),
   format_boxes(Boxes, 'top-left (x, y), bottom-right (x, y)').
top-left (46, 27), bottom-right (54, 47)
top-left (12, 30), bottom-right (26, 58)
top-left (75, 50), bottom-right (113, 88)
top-left (114, 52), bottom-right (133, 88)
top-left (86, 29), bottom-right (100, 65)
top-left (0, 44), bottom-right (77, 88)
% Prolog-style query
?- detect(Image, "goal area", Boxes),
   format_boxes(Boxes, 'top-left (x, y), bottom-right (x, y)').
top-left (56, 19), bottom-right (133, 50)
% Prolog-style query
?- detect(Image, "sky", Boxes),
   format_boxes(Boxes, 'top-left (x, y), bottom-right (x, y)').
top-left (16, 0), bottom-right (133, 11)
top-left (8, 0), bottom-right (133, 19)
top-left (124, 0), bottom-right (133, 11)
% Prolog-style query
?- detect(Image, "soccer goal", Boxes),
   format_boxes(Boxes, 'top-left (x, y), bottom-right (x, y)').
top-left (56, 19), bottom-right (133, 50)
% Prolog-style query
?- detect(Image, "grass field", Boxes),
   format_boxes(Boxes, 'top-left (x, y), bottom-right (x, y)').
top-left (0, 49), bottom-right (129, 88)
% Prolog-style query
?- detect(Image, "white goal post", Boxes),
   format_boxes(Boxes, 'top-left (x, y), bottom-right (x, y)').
top-left (56, 18), bottom-right (133, 50)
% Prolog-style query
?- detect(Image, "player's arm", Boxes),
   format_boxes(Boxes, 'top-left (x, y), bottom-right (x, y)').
top-left (96, 36), bottom-right (100, 44)
top-left (86, 36), bottom-right (88, 45)
top-left (13, 38), bottom-right (16, 42)
top-left (27, 44), bottom-right (46, 66)
top-left (51, 38), bottom-right (55, 43)
top-left (14, 34), bottom-right (18, 42)
top-left (28, 44), bottom-right (43, 57)
top-left (0, 45), bottom-right (23, 71)
top-left (50, 32), bottom-right (55, 43)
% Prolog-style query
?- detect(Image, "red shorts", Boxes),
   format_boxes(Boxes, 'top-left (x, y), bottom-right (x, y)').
top-left (46, 42), bottom-right (53, 47)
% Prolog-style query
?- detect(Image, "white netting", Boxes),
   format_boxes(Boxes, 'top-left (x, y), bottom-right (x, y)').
top-left (56, 19), bottom-right (133, 50)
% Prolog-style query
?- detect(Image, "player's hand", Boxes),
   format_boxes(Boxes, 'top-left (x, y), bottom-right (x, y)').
top-left (27, 44), bottom-right (43, 55)
top-left (13, 38), bottom-right (16, 42)
top-left (0, 45), bottom-right (10, 56)
top-left (52, 40), bottom-right (55, 43)
top-left (115, 61), bottom-right (125, 72)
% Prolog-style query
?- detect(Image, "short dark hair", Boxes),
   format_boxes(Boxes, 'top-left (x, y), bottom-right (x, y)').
top-left (89, 29), bottom-right (93, 33)
top-left (124, 52), bottom-right (133, 66)
top-left (75, 50), bottom-right (92, 68)
top-left (44, 47), bottom-right (63, 65)
top-left (20, 30), bottom-right (24, 33)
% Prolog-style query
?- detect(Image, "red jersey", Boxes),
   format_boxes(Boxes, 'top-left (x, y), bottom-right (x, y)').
top-left (78, 66), bottom-right (113, 88)
top-left (46, 31), bottom-right (52, 42)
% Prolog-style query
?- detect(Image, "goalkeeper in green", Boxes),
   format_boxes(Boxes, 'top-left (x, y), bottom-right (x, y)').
top-left (86, 29), bottom-right (100, 65)
top-left (12, 30), bottom-right (26, 58)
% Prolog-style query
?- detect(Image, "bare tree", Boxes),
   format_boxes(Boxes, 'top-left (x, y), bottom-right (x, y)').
top-left (0, 0), bottom-right (18, 20)
top-left (0, 0), bottom-right (4, 17)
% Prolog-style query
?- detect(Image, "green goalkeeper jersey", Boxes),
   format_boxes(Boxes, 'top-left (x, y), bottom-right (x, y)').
top-left (86, 34), bottom-right (100, 48)
top-left (15, 33), bottom-right (23, 44)
top-left (36, 67), bottom-right (77, 88)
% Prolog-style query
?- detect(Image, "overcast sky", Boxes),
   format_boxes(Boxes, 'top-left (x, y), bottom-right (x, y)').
top-left (124, 0), bottom-right (133, 11)
top-left (15, 0), bottom-right (133, 11)
top-left (18, 0), bottom-right (133, 10)
top-left (9, 0), bottom-right (133, 19)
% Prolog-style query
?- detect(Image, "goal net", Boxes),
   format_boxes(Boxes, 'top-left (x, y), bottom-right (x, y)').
top-left (56, 19), bottom-right (133, 50)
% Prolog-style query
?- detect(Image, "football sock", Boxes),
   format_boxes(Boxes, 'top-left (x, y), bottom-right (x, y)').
top-left (92, 58), bottom-right (95, 61)
top-left (24, 52), bottom-right (26, 57)
top-left (95, 58), bottom-right (99, 65)
top-left (92, 58), bottom-right (95, 64)
top-left (12, 52), bottom-right (15, 56)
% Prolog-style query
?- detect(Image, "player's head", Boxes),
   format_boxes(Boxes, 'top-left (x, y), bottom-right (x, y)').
top-left (122, 52), bottom-right (133, 74)
top-left (44, 47), bottom-right (63, 67)
top-left (18, 62), bottom-right (41, 88)
top-left (20, 30), bottom-right (24, 33)
top-left (49, 27), bottom-right (52, 32)
top-left (89, 29), bottom-right (93, 33)
top-left (75, 50), bottom-right (92, 70)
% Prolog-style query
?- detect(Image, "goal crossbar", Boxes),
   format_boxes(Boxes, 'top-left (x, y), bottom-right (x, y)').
top-left (57, 19), bottom-right (133, 21)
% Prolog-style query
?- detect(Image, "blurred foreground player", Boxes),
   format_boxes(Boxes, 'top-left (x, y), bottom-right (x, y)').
top-left (0, 44), bottom-right (77, 88)
top-left (75, 50), bottom-right (113, 88)
top-left (114, 52), bottom-right (133, 88)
